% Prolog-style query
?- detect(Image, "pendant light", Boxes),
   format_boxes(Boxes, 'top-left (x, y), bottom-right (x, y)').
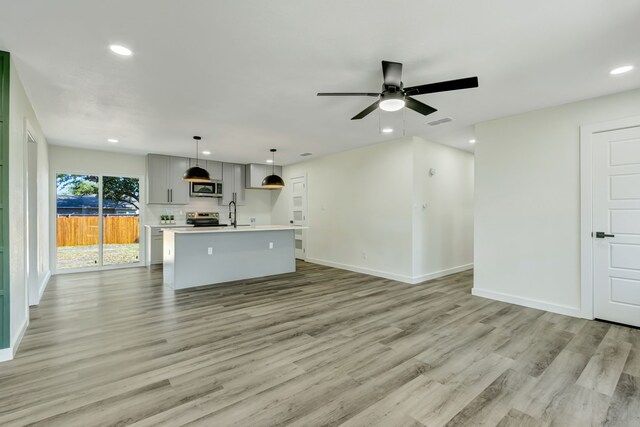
top-left (183, 136), bottom-right (211, 183)
top-left (262, 149), bottom-right (285, 188)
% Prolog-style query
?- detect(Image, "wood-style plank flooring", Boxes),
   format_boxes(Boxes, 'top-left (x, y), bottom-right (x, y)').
top-left (0, 261), bottom-right (638, 426)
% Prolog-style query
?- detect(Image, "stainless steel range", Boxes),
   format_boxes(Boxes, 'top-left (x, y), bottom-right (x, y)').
top-left (185, 212), bottom-right (226, 227)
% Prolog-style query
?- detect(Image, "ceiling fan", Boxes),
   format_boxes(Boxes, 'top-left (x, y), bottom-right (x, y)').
top-left (317, 61), bottom-right (479, 120)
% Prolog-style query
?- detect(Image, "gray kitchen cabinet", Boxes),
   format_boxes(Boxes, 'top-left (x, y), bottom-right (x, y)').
top-left (145, 226), bottom-right (165, 265)
top-left (245, 163), bottom-right (283, 189)
top-left (145, 225), bottom-right (194, 265)
top-left (189, 158), bottom-right (223, 181)
top-left (220, 162), bottom-right (246, 206)
top-left (146, 154), bottom-right (190, 204)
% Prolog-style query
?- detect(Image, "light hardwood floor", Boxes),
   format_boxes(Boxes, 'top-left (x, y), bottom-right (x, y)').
top-left (0, 262), bottom-right (638, 426)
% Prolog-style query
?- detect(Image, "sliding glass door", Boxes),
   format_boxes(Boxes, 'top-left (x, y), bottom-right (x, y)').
top-left (56, 173), bottom-right (140, 271)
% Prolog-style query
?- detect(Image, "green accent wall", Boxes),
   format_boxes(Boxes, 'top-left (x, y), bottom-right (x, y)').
top-left (0, 50), bottom-right (9, 349)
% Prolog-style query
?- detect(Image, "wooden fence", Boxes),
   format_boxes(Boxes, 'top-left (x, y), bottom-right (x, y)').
top-left (57, 216), bottom-right (139, 247)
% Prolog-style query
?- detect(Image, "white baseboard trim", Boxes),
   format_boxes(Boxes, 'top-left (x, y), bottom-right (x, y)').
top-left (305, 258), bottom-right (415, 284)
top-left (471, 288), bottom-right (581, 318)
top-left (0, 348), bottom-right (12, 362)
top-left (39, 270), bottom-right (51, 300)
top-left (305, 258), bottom-right (474, 285)
top-left (412, 263), bottom-right (474, 284)
top-left (0, 316), bottom-right (29, 362)
top-left (30, 270), bottom-right (51, 306)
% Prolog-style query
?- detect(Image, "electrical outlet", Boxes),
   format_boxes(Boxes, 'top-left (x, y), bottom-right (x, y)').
top-left (269, 242), bottom-right (274, 249)
top-left (207, 247), bottom-right (213, 255)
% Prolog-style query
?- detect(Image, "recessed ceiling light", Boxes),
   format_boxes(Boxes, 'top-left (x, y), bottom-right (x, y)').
top-left (469, 139), bottom-right (476, 144)
top-left (201, 150), bottom-right (211, 155)
top-left (109, 45), bottom-right (132, 56)
top-left (610, 65), bottom-right (633, 75)
top-left (382, 127), bottom-right (394, 134)
top-left (266, 159), bottom-right (274, 163)
top-left (107, 138), bottom-right (119, 143)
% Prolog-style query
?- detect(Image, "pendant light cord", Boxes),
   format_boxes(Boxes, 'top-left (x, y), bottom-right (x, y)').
top-left (194, 136), bottom-right (201, 166)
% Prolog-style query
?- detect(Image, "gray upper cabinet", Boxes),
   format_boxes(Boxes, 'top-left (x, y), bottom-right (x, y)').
top-left (220, 163), bottom-right (245, 206)
top-left (147, 154), bottom-right (190, 204)
top-left (189, 158), bottom-right (223, 181)
top-left (246, 163), bottom-right (283, 189)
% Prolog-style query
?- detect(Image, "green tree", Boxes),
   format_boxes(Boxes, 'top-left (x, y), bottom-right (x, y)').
top-left (56, 174), bottom-right (139, 209)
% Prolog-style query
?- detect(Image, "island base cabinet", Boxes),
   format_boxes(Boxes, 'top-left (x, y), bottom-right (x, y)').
top-left (163, 229), bottom-right (295, 289)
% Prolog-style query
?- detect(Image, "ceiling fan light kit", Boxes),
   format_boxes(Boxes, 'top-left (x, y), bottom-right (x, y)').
top-left (379, 93), bottom-right (406, 112)
top-left (262, 149), bottom-right (285, 189)
top-left (318, 60), bottom-right (478, 120)
top-left (183, 136), bottom-right (211, 183)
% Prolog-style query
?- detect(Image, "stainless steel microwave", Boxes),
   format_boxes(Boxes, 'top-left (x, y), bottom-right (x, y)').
top-left (190, 181), bottom-right (223, 197)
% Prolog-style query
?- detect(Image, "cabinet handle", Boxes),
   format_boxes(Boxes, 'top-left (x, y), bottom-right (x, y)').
top-left (170, 189), bottom-right (173, 203)
top-left (167, 189), bottom-right (170, 203)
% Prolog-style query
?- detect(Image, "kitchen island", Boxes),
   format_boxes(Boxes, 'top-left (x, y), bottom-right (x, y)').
top-left (162, 225), bottom-right (299, 289)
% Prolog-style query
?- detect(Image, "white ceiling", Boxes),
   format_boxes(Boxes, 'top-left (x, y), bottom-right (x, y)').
top-left (0, 0), bottom-right (639, 165)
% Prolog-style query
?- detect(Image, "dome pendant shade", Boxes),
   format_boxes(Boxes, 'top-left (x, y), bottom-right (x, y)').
top-left (183, 166), bottom-right (210, 183)
top-left (262, 174), bottom-right (285, 188)
top-left (183, 135), bottom-right (211, 182)
top-left (262, 148), bottom-right (284, 189)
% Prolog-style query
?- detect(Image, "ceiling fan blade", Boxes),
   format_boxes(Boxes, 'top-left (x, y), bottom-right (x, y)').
top-left (351, 101), bottom-right (379, 120)
top-left (405, 97), bottom-right (438, 116)
top-left (317, 92), bottom-right (380, 97)
top-left (382, 61), bottom-right (403, 87)
top-left (404, 76), bottom-right (478, 96)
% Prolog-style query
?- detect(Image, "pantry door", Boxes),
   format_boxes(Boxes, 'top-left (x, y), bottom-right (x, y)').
top-left (290, 175), bottom-right (307, 260)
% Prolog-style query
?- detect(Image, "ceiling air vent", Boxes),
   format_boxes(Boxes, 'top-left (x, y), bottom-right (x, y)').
top-left (427, 117), bottom-right (453, 126)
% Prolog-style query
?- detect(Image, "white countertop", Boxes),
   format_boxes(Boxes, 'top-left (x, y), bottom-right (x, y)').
top-left (145, 224), bottom-right (194, 228)
top-left (165, 225), bottom-right (303, 234)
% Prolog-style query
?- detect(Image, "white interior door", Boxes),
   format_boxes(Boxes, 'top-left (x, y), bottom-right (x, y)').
top-left (290, 176), bottom-right (307, 260)
top-left (593, 125), bottom-right (640, 327)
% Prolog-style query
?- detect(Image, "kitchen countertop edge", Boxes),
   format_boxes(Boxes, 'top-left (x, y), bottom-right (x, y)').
top-left (165, 225), bottom-right (305, 234)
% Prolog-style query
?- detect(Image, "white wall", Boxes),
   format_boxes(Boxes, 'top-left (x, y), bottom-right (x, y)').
top-left (272, 136), bottom-right (474, 283)
top-left (4, 58), bottom-right (50, 359)
top-left (474, 88), bottom-right (640, 316)
top-left (413, 138), bottom-right (474, 281)
top-left (273, 137), bottom-right (415, 281)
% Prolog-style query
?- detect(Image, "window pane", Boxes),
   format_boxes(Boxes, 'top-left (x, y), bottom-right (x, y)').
top-left (102, 176), bottom-right (140, 266)
top-left (56, 174), bottom-right (99, 269)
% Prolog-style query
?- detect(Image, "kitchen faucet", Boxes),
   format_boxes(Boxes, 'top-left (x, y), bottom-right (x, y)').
top-left (228, 200), bottom-right (237, 228)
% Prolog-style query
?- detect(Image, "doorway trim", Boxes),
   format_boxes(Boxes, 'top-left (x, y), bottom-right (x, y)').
top-left (24, 121), bottom-right (44, 306)
top-left (579, 115), bottom-right (640, 320)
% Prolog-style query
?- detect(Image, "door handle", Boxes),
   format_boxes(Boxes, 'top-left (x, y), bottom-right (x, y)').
top-left (593, 231), bottom-right (615, 238)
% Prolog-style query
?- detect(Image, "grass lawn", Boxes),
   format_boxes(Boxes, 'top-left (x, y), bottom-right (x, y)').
top-left (57, 244), bottom-right (140, 270)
